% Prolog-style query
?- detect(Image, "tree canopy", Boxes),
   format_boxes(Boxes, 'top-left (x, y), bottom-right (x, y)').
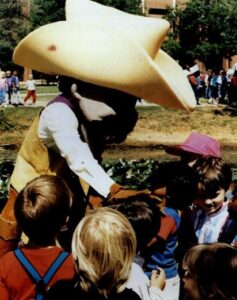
top-left (29, 0), bottom-right (66, 30)
top-left (29, 0), bottom-right (143, 31)
top-left (163, 0), bottom-right (237, 69)
top-left (0, 1), bottom-right (29, 70)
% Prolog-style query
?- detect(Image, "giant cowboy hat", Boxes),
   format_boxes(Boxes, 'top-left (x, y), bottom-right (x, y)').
top-left (13, 0), bottom-right (196, 111)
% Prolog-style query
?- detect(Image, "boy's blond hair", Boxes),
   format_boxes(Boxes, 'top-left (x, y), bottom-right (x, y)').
top-left (72, 207), bottom-right (136, 297)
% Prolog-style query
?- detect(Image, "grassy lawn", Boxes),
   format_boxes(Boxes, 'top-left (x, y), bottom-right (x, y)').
top-left (19, 83), bottom-right (58, 95)
top-left (1, 103), bottom-right (237, 148)
top-left (1, 84), bottom-right (237, 155)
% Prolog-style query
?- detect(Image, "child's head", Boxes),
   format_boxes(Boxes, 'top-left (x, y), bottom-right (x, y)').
top-left (72, 207), bottom-right (136, 297)
top-left (150, 161), bottom-right (198, 209)
top-left (29, 74), bottom-right (33, 80)
top-left (166, 166), bottom-right (198, 210)
top-left (193, 157), bottom-right (232, 215)
top-left (109, 195), bottom-right (163, 252)
top-left (14, 175), bottom-right (72, 245)
top-left (182, 243), bottom-right (237, 300)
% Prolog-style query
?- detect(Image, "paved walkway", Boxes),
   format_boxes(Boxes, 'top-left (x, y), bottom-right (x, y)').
top-left (1, 93), bottom-right (229, 108)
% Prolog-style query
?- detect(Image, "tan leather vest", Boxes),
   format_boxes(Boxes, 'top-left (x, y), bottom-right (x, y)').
top-left (10, 115), bottom-right (89, 195)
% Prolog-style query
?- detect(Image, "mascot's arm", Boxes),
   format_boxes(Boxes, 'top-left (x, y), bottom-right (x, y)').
top-left (38, 102), bottom-right (114, 197)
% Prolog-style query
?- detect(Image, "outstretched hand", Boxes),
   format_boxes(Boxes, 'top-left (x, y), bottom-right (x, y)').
top-left (107, 183), bottom-right (151, 204)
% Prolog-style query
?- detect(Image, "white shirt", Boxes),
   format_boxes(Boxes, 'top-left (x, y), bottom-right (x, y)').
top-left (127, 263), bottom-right (163, 300)
top-left (25, 80), bottom-right (36, 91)
top-left (194, 202), bottom-right (229, 244)
top-left (38, 102), bottom-right (115, 197)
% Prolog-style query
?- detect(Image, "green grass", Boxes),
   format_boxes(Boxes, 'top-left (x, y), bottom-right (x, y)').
top-left (1, 103), bottom-right (237, 148)
top-left (19, 84), bottom-right (58, 94)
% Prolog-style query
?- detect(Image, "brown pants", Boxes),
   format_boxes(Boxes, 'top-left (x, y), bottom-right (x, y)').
top-left (24, 90), bottom-right (36, 103)
top-left (0, 187), bottom-right (19, 241)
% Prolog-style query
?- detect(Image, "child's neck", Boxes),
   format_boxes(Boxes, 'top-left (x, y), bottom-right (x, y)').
top-left (26, 239), bottom-right (57, 249)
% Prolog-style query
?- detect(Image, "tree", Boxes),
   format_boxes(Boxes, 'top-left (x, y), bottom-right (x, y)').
top-left (0, 1), bottom-right (29, 70)
top-left (163, 0), bottom-right (237, 69)
top-left (29, 0), bottom-right (143, 31)
top-left (29, 0), bottom-right (66, 30)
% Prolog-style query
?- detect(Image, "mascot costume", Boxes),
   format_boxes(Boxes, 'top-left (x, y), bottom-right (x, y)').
top-left (0, 0), bottom-right (196, 256)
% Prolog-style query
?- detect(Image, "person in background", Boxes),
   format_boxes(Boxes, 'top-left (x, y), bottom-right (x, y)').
top-left (0, 175), bottom-right (75, 300)
top-left (45, 207), bottom-right (141, 300)
top-left (0, 72), bottom-right (7, 107)
top-left (11, 70), bottom-right (22, 106)
top-left (5, 70), bottom-right (13, 105)
top-left (208, 70), bottom-right (219, 104)
top-left (182, 243), bottom-right (237, 300)
top-left (24, 74), bottom-right (37, 105)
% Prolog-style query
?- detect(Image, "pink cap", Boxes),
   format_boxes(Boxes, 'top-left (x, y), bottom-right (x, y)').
top-left (165, 132), bottom-right (221, 158)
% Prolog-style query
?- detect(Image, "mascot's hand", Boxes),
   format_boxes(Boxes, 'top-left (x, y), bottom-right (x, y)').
top-left (107, 183), bottom-right (151, 204)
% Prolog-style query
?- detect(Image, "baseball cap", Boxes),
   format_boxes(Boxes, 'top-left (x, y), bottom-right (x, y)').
top-left (165, 132), bottom-right (221, 158)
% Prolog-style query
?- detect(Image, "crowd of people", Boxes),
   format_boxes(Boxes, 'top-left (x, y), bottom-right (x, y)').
top-left (0, 0), bottom-right (237, 299)
top-left (184, 61), bottom-right (237, 106)
top-left (0, 69), bottom-right (37, 107)
top-left (0, 132), bottom-right (237, 300)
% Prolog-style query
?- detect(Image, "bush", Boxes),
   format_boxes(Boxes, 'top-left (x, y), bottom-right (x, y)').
top-left (102, 159), bottom-right (160, 189)
top-left (0, 159), bottom-right (162, 211)
top-left (0, 160), bottom-right (14, 212)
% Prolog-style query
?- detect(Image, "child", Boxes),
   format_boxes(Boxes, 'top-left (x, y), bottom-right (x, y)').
top-left (182, 243), bottom-right (237, 300)
top-left (145, 162), bottom-right (198, 300)
top-left (0, 175), bottom-right (75, 300)
top-left (0, 72), bottom-right (7, 107)
top-left (109, 196), bottom-right (166, 300)
top-left (178, 157), bottom-right (235, 258)
top-left (5, 70), bottom-right (13, 105)
top-left (11, 70), bottom-right (21, 106)
top-left (45, 207), bottom-right (141, 300)
top-left (165, 132), bottom-right (221, 167)
top-left (24, 74), bottom-right (37, 104)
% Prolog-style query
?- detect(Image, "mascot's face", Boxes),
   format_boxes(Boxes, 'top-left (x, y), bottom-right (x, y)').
top-left (77, 82), bottom-right (138, 158)
top-left (58, 77), bottom-right (138, 159)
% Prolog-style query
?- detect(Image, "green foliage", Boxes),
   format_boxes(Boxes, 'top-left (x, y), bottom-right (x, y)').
top-left (0, 1), bottom-right (29, 70)
top-left (164, 0), bottom-right (237, 68)
top-left (162, 37), bottom-right (181, 60)
top-left (0, 161), bottom-right (14, 212)
top-left (29, 0), bottom-right (66, 30)
top-left (0, 159), bottom-right (160, 212)
top-left (0, 110), bottom-right (15, 131)
top-left (102, 159), bottom-right (160, 189)
top-left (93, 0), bottom-right (143, 14)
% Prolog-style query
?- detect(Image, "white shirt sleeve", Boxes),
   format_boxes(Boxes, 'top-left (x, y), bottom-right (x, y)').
top-left (38, 102), bottom-right (115, 197)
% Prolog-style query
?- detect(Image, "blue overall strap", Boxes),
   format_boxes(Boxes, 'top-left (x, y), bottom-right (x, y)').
top-left (14, 248), bottom-right (69, 300)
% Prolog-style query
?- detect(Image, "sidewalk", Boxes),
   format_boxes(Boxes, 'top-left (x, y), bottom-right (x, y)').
top-left (2, 94), bottom-right (229, 108)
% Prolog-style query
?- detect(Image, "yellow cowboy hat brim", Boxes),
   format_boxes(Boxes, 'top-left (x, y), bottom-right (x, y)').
top-left (65, 0), bottom-right (196, 111)
top-left (13, 20), bottom-right (195, 111)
